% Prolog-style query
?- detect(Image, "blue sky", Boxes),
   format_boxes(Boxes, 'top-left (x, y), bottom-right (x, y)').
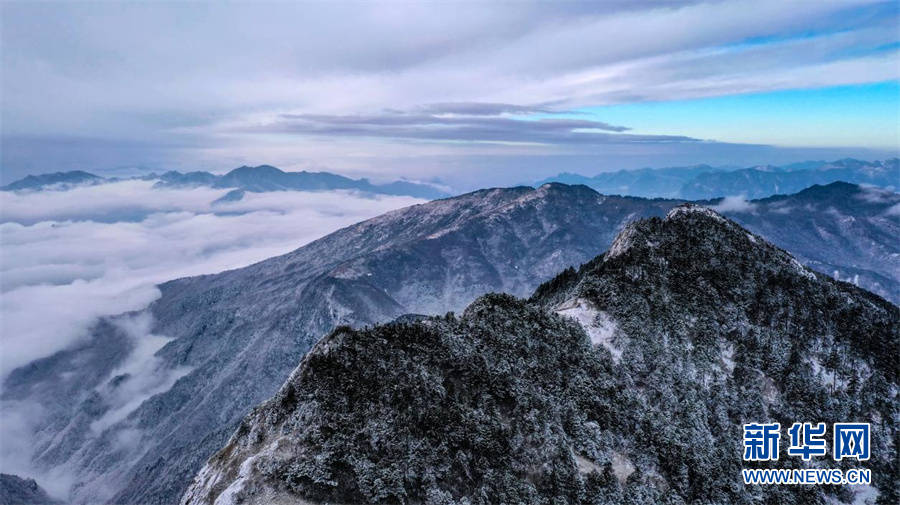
top-left (574, 81), bottom-right (899, 149)
top-left (1, 0), bottom-right (898, 188)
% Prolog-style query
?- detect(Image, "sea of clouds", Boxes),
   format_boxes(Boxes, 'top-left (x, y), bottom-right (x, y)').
top-left (0, 180), bottom-right (423, 378)
top-left (0, 181), bottom-right (422, 494)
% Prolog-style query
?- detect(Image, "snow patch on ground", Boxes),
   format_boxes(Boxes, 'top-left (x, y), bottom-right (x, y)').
top-left (791, 258), bottom-right (817, 281)
top-left (212, 452), bottom-right (260, 505)
top-left (575, 455), bottom-right (601, 475)
top-left (180, 457), bottom-right (228, 505)
top-left (825, 484), bottom-right (879, 505)
top-left (574, 451), bottom-right (634, 485)
top-left (555, 298), bottom-right (622, 362)
top-left (610, 452), bottom-right (635, 484)
top-left (832, 270), bottom-right (860, 286)
top-left (851, 485), bottom-right (879, 505)
top-left (759, 373), bottom-right (781, 407)
top-left (666, 204), bottom-right (725, 222)
top-left (808, 357), bottom-right (838, 390)
top-left (183, 437), bottom-right (314, 505)
top-left (721, 344), bottom-right (736, 374)
top-left (606, 225), bottom-right (639, 260)
top-left (426, 229), bottom-right (454, 239)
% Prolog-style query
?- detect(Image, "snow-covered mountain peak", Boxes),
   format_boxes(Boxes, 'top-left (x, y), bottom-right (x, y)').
top-left (665, 202), bottom-right (725, 222)
top-left (181, 212), bottom-right (898, 505)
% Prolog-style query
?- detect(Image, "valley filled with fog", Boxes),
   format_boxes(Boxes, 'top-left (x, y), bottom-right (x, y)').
top-left (0, 182), bottom-right (422, 378)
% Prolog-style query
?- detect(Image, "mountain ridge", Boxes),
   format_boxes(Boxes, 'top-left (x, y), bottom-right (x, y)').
top-left (1, 165), bottom-right (449, 200)
top-left (536, 158), bottom-right (899, 199)
top-left (3, 182), bottom-right (897, 505)
top-left (181, 206), bottom-right (899, 504)
top-left (0, 170), bottom-right (104, 191)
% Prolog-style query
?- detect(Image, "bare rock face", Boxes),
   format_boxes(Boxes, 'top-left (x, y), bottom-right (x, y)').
top-left (183, 207), bottom-right (898, 505)
top-left (5, 183), bottom-right (897, 505)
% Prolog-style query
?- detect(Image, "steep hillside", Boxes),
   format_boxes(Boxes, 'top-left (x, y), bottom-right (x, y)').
top-left (183, 206), bottom-right (899, 505)
top-left (723, 182), bottom-right (900, 301)
top-left (4, 185), bottom-right (673, 505)
top-left (0, 474), bottom-right (60, 505)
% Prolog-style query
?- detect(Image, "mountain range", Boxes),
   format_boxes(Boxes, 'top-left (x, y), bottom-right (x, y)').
top-left (182, 205), bottom-right (899, 504)
top-left (2, 181), bottom-right (897, 504)
top-left (0, 165), bottom-right (450, 200)
top-left (0, 170), bottom-right (105, 192)
top-left (536, 158), bottom-right (899, 199)
top-left (7, 158), bottom-right (898, 204)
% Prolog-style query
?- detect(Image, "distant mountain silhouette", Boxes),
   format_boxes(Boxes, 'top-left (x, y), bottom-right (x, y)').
top-left (2, 165), bottom-right (450, 200)
top-left (1, 170), bottom-right (104, 191)
top-left (537, 158), bottom-right (899, 199)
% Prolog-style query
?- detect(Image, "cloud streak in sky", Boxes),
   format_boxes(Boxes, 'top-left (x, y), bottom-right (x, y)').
top-left (1, 0), bottom-right (897, 181)
top-left (255, 105), bottom-right (699, 145)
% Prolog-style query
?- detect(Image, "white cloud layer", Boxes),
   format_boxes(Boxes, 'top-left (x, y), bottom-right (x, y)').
top-left (712, 195), bottom-right (757, 213)
top-left (2, 0), bottom-right (897, 183)
top-left (0, 181), bottom-right (423, 378)
top-left (89, 312), bottom-right (192, 435)
top-left (5, 0), bottom-right (892, 132)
